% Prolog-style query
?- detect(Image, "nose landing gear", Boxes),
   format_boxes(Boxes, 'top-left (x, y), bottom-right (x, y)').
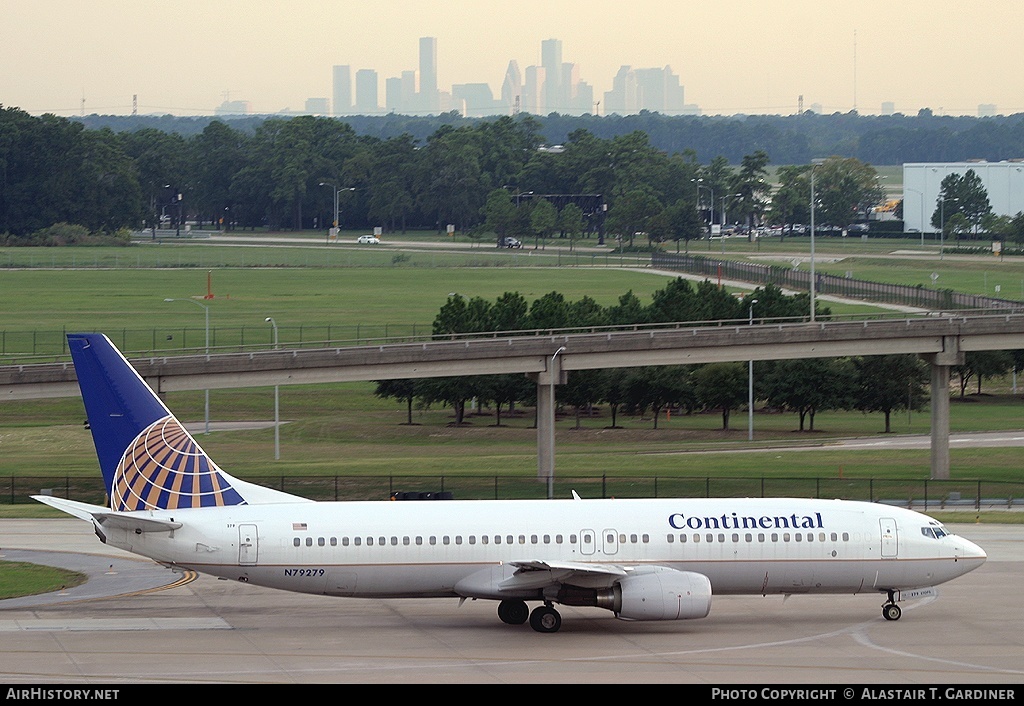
top-left (882, 590), bottom-right (902, 621)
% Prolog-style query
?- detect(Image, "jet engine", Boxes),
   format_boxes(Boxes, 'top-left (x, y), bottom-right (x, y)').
top-left (555, 566), bottom-right (712, 621)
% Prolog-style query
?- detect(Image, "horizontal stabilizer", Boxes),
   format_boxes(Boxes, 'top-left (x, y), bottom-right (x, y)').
top-left (32, 495), bottom-right (182, 533)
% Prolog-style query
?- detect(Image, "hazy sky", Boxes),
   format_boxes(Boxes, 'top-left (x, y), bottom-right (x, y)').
top-left (3, 0), bottom-right (1022, 117)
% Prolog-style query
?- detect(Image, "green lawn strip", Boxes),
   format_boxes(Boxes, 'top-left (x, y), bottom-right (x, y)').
top-left (0, 561), bottom-right (86, 599)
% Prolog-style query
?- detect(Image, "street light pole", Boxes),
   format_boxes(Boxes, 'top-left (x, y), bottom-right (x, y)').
top-left (318, 183), bottom-right (355, 243)
top-left (265, 317), bottom-right (280, 460)
top-left (720, 193), bottom-right (741, 254)
top-left (939, 197), bottom-right (958, 261)
top-left (748, 299), bottom-right (758, 442)
top-left (691, 179), bottom-right (714, 239)
top-left (164, 298), bottom-right (210, 434)
top-left (809, 158), bottom-right (826, 322)
top-left (904, 187), bottom-right (925, 247)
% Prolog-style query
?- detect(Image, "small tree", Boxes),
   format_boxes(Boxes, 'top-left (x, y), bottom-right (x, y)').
top-left (693, 362), bottom-right (747, 430)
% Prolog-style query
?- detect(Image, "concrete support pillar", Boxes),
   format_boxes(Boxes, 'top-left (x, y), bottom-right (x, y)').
top-left (528, 347), bottom-right (566, 499)
top-left (922, 336), bottom-right (963, 481)
top-left (930, 362), bottom-right (951, 480)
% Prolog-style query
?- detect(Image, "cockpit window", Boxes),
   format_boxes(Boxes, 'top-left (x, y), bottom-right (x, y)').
top-left (921, 524), bottom-right (950, 539)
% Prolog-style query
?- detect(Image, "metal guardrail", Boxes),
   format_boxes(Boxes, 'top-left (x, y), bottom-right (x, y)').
top-left (652, 252), bottom-right (1024, 310)
top-left (3, 307), bottom-right (1024, 365)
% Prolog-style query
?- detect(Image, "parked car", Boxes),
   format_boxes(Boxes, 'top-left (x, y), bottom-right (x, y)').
top-left (356, 235), bottom-right (380, 244)
top-left (499, 237), bottom-right (522, 248)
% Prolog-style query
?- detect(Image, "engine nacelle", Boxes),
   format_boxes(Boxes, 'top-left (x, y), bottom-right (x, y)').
top-left (614, 568), bottom-right (712, 621)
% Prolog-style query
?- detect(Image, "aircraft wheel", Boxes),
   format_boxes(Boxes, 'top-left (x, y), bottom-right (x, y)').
top-left (498, 599), bottom-right (529, 625)
top-left (883, 603), bottom-right (902, 621)
top-left (529, 605), bottom-right (562, 633)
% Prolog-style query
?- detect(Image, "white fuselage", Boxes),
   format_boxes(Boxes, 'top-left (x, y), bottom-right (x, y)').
top-left (101, 497), bottom-right (986, 601)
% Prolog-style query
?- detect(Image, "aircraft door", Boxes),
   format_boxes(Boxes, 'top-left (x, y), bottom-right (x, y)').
top-left (239, 524), bottom-right (259, 565)
top-left (579, 529), bottom-right (596, 556)
top-left (602, 528), bottom-right (619, 555)
top-left (879, 518), bottom-right (898, 558)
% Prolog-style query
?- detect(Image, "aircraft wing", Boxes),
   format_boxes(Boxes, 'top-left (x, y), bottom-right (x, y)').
top-left (32, 495), bottom-right (182, 533)
top-left (501, 559), bottom-right (629, 591)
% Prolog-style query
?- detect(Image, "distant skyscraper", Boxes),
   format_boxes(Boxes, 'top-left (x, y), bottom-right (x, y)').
top-left (305, 97), bottom-right (329, 115)
top-left (215, 100), bottom-right (251, 116)
top-left (881, 101), bottom-right (895, 116)
top-left (355, 69), bottom-right (379, 114)
top-left (501, 60), bottom-right (522, 115)
top-left (541, 39), bottom-right (563, 112)
top-left (978, 103), bottom-right (997, 117)
top-left (419, 37), bottom-right (439, 113)
top-left (604, 66), bottom-right (637, 114)
top-left (604, 65), bottom-right (683, 115)
top-left (332, 65), bottom-right (352, 116)
top-left (523, 65), bottom-right (545, 115)
top-left (385, 77), bottom-right (402, 112)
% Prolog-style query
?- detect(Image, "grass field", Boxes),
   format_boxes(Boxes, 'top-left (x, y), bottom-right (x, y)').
top-left (1, 236), bottom-right (1022, 514)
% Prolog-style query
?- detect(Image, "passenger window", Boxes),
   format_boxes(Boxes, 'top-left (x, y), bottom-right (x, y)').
top-left (318, 537), bottom-right (325, 547)
top-left (293, 538), bottom-right (300, 547)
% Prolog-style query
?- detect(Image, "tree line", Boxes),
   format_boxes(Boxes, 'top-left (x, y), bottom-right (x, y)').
top-left (2, 105), bottom-right (896, 247)
top-left (376, 279), bottom-right (1022, 433)
top-left (77, 109), bottom-right (1024, 166)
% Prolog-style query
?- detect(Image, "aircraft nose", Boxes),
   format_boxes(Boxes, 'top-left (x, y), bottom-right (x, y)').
top-left (960, 538), bottom-right (987, 563)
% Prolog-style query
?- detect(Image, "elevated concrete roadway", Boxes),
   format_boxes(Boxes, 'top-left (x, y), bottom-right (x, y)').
top-left (3, 312), bottom-right (1024, 483)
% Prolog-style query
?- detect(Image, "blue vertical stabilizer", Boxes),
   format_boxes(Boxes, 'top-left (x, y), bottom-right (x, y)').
top-left (68, 333), bottom-right (248, 511)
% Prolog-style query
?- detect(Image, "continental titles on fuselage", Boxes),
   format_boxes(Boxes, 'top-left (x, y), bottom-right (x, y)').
top-left (668, 512), bottom-right (825, 531)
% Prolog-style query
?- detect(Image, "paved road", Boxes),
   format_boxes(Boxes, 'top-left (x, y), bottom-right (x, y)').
top-left (1, 518), bottom-right (1022, 685)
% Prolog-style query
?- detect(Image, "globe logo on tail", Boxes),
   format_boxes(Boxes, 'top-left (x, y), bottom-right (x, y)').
top-left (112, 416), bottom-right (246, 511)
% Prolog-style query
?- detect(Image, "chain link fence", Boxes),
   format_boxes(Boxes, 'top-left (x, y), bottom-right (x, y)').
top-left (10, 474), bottom-right (1022, 509)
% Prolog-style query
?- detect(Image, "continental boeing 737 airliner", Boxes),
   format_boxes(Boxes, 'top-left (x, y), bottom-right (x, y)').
top-left (35, 333), bottom-right (987, 633)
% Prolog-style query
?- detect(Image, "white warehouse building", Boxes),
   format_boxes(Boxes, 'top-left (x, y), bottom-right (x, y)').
top-left (903, 161), bottom-right (1024, 234)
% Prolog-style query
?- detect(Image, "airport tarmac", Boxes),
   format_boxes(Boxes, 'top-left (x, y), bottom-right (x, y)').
top-left (1, 518), bottom-right (1022, 685)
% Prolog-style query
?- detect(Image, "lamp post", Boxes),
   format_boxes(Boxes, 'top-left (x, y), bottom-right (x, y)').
top-left (904, 187), bottom-right (925, 247)
top-left (691, 179), bottom-right (714, 238)
top-left (748, 299), bottom-right (758, 442)
top-left (720, 193), bottom-right (742, 254)
top-left (545, 346), bottom-right (565, 500)
top-left (318, 183), bottom-right (355, 243)
top-left (265, 317), bottom-right (280, 460)
top-left (164, 298), bottom-right (210, 434)
top-left (809, 158), bottom-right (826, 322)
top-left (939, 197), bottom-right (959, 261)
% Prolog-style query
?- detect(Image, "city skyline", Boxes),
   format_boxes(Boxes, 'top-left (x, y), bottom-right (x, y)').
top-left (3, 0), bottom-right (1022, 118)
top-left (321, 38), bottom-right (691, 118)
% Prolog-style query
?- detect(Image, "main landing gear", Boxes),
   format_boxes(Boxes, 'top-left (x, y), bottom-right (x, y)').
top-left (882, 590), bottom-right (903, 621)
top-left (497, 599), bottom-right (563, 633)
